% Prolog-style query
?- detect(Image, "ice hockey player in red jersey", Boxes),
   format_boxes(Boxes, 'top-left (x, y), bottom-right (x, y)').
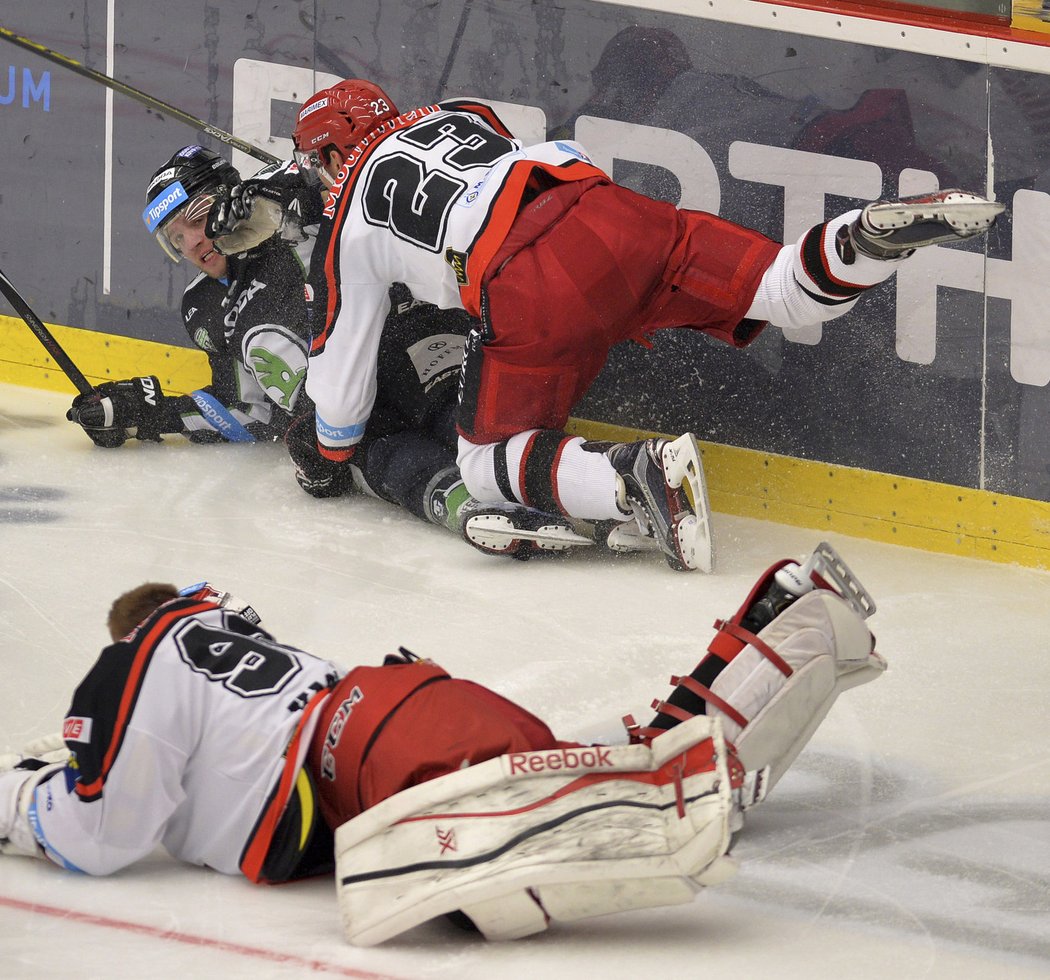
top-left (239, 79), bottom-right (1003, 573)
top-left (1, 542), bottom-right (886, 945)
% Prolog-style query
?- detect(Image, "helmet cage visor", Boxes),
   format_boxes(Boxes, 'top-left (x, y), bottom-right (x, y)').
top-left (149, 191), bottom-right (218, 263)
top-left (292, 147), bottom-right (330, 187)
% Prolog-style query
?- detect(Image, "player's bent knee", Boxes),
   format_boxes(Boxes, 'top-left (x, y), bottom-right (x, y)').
top-left (334, 716), bottom-right (736, 946)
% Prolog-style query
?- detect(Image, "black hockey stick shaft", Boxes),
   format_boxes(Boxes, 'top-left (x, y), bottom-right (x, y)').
top-left (0, 25), bottom-right (281, 165)
top-left (0, 266), bottom-right (94, 395)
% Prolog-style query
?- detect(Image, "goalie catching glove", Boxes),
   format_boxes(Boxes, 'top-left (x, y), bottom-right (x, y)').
top-left (1, 734), bottom-right (69, 859)
top-left (67, 376), bottom-right (183, 447)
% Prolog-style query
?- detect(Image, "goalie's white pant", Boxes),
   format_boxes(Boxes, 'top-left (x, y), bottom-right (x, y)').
top-left (334, 716), bottom-right (735, 946)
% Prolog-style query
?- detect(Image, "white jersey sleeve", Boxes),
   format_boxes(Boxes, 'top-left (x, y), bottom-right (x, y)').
top-left (305, 282), bottom-right (391, 455)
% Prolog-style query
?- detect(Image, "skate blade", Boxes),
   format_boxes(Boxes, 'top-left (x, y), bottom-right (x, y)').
top-left (604, 521), bottom-right (662, 554)
top-left (813, 541), bottom-right (876, 618)
top-left (866, 192), bottom-right (1005, 233)
top-left (466, 514), bottom-right (594, 551)
top-left (661, 433), bottom-right (714, 573)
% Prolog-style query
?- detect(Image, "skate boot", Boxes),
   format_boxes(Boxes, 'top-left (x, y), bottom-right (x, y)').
top-left (458, 499), bottom-right (593, 561)
top-left (842, 188), bottom-right (1005, 261)
top-left (605, 433), bottom-right (713, 572)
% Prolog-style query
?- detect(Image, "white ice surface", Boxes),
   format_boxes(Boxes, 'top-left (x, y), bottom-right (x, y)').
top-left (1, 383), bottom-right (1048, 979)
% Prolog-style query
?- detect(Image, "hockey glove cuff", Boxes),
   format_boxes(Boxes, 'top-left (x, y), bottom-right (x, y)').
top-left (285, 412), bottom-right (356, 498)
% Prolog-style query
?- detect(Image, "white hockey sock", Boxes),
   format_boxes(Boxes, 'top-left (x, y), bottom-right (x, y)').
top-left (457, 432), bottom-right (623, 520)
top-left (544, 437), bottom-right (623, 520)
top-left (748, 209), bottom-right (904, 330)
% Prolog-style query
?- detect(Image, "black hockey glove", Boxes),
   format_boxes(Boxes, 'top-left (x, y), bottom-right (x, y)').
top-left (66, 376), bottom-right (183, 445)
top-left (284, 411), bottom-right (355, 498)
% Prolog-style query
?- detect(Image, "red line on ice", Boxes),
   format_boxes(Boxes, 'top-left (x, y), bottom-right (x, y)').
top-left (0, 895), bottom-right (401, 978)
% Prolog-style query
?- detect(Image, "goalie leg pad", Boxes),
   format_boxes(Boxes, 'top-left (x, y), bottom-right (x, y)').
top-left (335, 716), bottom-right (734, 946)
top-left (706, 590), bottom-right (886, 792)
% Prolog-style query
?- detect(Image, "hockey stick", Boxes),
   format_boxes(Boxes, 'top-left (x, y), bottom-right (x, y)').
top-left (437, 0), bottom-right (475, 95)
top-left (0, 25), bottom-right (281, 165)
top-left (0, 266), bottom-right (93, 395)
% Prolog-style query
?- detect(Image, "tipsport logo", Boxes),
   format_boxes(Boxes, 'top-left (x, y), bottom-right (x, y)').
top-left (0, 67), bottom-right (50, 111)
top-left (143, 181), bottom-right (189, 233)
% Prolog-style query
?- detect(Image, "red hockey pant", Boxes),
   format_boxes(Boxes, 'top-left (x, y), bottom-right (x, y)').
top-left (457, 179), bottom-right (780, 444)
top-left (306, 662), bottom-right (561, 829)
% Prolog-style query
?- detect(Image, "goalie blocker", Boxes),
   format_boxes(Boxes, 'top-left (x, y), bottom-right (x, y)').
top-left (334, 541), bottom-right (885, 945)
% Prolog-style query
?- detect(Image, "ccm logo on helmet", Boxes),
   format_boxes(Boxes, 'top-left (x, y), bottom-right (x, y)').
top-left (507, 746), bottom-right (613, 775)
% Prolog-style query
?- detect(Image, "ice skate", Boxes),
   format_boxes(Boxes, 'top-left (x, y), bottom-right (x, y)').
top-left (606, 433), bottom-right (713, 572)
top-left (846, 188), bottom-right (1005, 260)
top-left (591, 518), bottom-right (663, 555)
top-left (460, 500), bottom-right (593, 560)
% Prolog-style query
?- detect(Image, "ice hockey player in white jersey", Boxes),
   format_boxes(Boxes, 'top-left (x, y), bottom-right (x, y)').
top-left (260, 78), bottom-right (1003, 573)
top-left (2, 542), bottom-right (886, 945)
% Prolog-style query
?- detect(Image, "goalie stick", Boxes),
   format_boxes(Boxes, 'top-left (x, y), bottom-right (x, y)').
top-left (0, 25), bottom-right (280, 166)
top-left (0, 265), bottom-right (93, 396)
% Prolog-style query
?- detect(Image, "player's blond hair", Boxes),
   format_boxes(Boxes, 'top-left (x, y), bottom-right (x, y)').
top-left (107, 583), bottom-right (179, 641)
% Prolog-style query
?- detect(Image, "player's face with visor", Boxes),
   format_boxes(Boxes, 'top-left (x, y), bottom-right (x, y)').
top-left (156, 193), bottom-right (228, 278)
top-left (293, 145), bottom-right (341, 189)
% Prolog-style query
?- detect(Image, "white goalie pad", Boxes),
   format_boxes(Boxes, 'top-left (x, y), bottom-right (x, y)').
top-left (707, 589), bottom-right (886, 794)
top-left (335, 716), bottom-right (736, 946)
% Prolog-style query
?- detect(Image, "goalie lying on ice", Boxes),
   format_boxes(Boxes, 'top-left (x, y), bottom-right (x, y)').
top-left (0, 543), bottom-right (884, 945)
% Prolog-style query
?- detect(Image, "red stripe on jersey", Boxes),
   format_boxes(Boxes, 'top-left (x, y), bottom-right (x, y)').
top-left (437, 99), bottom-right (516, 139)
top-left (75, 601), bottom-right (215, 800)
top-left (240, 687), bottom-right (331, 883)
top-left (319, 444), bottom-right (355, 463)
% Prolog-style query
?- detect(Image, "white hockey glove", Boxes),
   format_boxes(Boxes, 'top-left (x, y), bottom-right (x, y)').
top-left (1, 737), bottom-right (69, 859)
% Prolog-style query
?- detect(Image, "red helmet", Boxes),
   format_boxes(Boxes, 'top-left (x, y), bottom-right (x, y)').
top-left (292, 79), bottom-right (399, 172)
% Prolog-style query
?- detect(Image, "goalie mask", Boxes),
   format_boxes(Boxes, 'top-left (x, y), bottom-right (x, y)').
top-left (292, 80), bottom-right (399, 185)
top-left (178, 581), bottom-right (262, 626)
top-left (143, 145), bottom-right (241, 262)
